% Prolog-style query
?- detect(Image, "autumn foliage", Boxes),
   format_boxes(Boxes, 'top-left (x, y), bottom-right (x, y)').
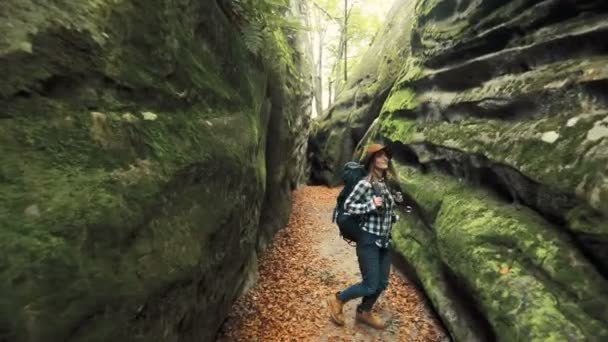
top-left (218, 186), bottom-right (444, 341)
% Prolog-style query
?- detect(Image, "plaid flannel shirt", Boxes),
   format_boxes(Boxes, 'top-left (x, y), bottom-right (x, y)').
top-left (344, 178), bottom-right (397, 248)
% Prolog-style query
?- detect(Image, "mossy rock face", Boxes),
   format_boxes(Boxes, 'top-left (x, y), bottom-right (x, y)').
top-left (315, 0), bottom-right (608, 340)
top-left (392, 165), bottom-right (608, 341)
top-left (381, 0), bottom-right (608, 212)
top-left (376, 0), bottom-right (608, 272)
top-left (392, 210), bottom-right (495, 342)
top-left (307, 0), bottom-right (417, 186)
top-left (0, 0), bottom-right (310, 341)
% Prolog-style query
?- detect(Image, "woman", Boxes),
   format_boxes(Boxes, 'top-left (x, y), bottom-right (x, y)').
top-left (327, 143), bottom-right (398, 329)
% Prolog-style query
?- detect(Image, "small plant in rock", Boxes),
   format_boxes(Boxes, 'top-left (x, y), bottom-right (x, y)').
top-left (227, 0), bottom-right (304, 56)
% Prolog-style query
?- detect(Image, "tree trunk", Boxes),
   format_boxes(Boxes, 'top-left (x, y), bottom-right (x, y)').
top-left (315, 28), bottom-right (324, 116)
top-left (328, 78), bottom-right (333, 107)
top-left (306, 1), bottom-right (320, 117)
top-left (331, 27), bottom-right (345, 97)
top-left (344, 0), bottom-right (348, 82)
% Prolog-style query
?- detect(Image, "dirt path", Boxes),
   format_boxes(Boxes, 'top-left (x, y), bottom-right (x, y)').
top-left (218, 186), bottom-right (446, 341)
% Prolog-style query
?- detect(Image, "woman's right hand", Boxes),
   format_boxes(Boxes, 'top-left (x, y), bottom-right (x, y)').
top-left (373, 196), bottom-right (384, 208)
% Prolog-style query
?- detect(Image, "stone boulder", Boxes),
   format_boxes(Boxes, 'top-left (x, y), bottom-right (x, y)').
top-left (308, 0), bottom-right (416, 186)
top-left (0, 0), bottom-right (311, 341)
top-left (316, 0), bottom-right (608, 340)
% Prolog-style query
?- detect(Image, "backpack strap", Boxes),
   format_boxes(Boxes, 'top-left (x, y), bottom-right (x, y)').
top-left (331, 206), bottom-right (337, 223)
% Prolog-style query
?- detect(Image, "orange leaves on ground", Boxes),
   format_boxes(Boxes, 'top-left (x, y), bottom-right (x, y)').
top-left (217, 186), bottom-right (445, 341)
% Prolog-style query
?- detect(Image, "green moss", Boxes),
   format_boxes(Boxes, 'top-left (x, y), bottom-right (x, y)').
top-left (383, 10), bottom-right (608, 211)
top-left (378, 113), bottom-right (419, 142)
top-left (394, 58), bottom-right (426, 86)
top-left (379, 108), bottom-right (608, 215)
top-left (566, 205), bottom-right (608, 235)
top-left (418, 20), bottom-right (470, 48)
top-left (392, 212), bottom-right (487, 341)
top-left (415, 0), bottom-right (445, 17)
top-left (0, 0), bottom-right (310, 338)
top-left (0, 107), bottom-right (265, 340)
top-left (392, 164), bottom-right (608, 340)
top-left (381, 88), bottom-right (419, 114)
top-left (412, 0), bottom-right (471, 52)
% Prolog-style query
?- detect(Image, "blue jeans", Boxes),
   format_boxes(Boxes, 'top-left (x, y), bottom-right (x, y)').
top-left (337, 230), bottom-right (391, 312)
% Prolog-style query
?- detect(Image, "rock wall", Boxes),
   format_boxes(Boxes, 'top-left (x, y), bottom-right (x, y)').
top-left (0, 0), bottom-right (310, 341)
top-left (312, 0), bottom-right (608, 340)
top-left (308, 0), bottom-right (416, 186)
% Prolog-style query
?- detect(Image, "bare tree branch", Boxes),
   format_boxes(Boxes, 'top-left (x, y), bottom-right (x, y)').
top-left (310, 1), bottom-right (340, 23)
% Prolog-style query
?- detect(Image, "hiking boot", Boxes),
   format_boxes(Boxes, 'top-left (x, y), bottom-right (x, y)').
top-left (327, 292), bottom-right (345, 326)
top-left (355, 309), bottom-right (387, 329)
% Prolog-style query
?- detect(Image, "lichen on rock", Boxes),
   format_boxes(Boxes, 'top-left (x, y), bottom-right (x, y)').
top-left (308, 0), bottom-right (608, 340)
top-left (0, 0), bottom-right (311, 341)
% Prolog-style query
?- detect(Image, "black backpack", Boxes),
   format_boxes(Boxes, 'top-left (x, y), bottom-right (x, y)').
top-left (332, 161), bottom-right (367, 245)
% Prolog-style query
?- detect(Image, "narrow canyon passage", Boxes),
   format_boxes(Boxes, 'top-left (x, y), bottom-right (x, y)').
top-left (217, 186), bottom-right (446, 341)
top-left (3, 0), bottom-right (608, 340)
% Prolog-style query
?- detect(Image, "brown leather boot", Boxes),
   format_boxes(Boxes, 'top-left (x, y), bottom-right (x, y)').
top-left (327, 292), bottom-right (345, 326)
top-left (355, 309), bottom-right (387, 329)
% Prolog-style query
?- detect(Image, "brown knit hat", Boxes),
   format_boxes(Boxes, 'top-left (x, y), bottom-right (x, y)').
top-left (361, 143), bottom-right (391, 168)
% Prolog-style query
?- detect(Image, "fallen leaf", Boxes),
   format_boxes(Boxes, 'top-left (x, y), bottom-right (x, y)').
top-left (217, 186), bottom-right (446, 341)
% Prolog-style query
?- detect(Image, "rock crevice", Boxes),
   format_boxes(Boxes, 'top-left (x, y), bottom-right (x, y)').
top-left (0, 0), bottom-right (311, 341)
top-left (310, 0), bottom-right (608, 339)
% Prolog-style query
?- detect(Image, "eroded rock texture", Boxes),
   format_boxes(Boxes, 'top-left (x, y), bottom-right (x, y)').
top-left (308, 0), bottom-right (416, 186)
top-left (0, 0), bottom-right (311, 341)
top-left (313, 0), bottom-right (608, 340)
